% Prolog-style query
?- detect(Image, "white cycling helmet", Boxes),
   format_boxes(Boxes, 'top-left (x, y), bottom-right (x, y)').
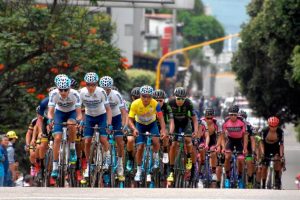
top-left (140, 85), bottom-right (153, 95)
top-left (99, 76), bottom-right (113, 88)
top-left (84, 72), bottom-right (99, 83)
top-left (54, 74), bottom-right (71, 89)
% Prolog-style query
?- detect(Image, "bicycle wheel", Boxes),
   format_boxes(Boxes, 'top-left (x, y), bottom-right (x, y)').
top-left (89, 142), bottom-right (103, 187)
top-left (44, 148), bottom-right (53, 187)
top-left (110, 146), bottom-right (117, 188)
top-left (143, 148), bottom-right (151, 188)
top-left (58, 142), bottom-right (66, 187)
top-left (266, 167), bottom-right (275, 189)
top-left (68, 164), bottom-right (77, 187)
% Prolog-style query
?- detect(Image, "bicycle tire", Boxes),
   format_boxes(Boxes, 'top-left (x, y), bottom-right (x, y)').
top-left (89, 142), bottom-right (103, 187)
top-left (44, 148), bottom-right (53, 187)
top-left (58, 142), bottom-right (66, 187)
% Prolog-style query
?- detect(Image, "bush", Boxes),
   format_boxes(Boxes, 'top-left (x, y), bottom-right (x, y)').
top-left (125, 69), bottom-right (156, 88)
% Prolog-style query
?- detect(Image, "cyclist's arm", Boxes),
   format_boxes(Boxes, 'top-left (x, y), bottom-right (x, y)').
top-left (157, 112), bottom-right (166, 132)
top-left (36, 114), bottom-right (43, 130)
top-left (105, 105), bottom-right (112, 125)
top-left (243, 132), bottom-right (248, 152)
top-left (120, 107), bottom-right (128, 127)
top-left (169, 118), bottom-right (174, 134)
top-left (192, 115), bottom-right (198, 133)
top-left (205, 131), bottom-right (210, 147)
top-left (75, 107), bottom-right (83, 121)
top-left (25, 128), bottom-right (33, 147)
top-left (47, 106), bottom-right (55, 120)
top-left (128, 117), bottom-right (137, 132)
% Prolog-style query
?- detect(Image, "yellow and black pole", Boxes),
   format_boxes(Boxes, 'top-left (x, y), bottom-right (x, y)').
top-left (155, 33), bottom-right (240, 89)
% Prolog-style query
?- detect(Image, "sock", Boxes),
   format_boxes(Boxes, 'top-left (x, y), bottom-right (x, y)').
top-left (40, 159), bottom-right (44, 170)
top-left (187, 153), bottom-right (191, 158)
top-left (212, 167), bottom-right (216, 173)
top-left (153, 152), bottom-right (159, 160)
top-left (169, 165), bottom-right (174, 173)
top-left (163, 147), bottom-right (168, 153)
top-left (53, 161), bottom-right (58, 170)
top-left (137, 165), bottom-right (142, 173)
top-left (248, 176), bottom-right (253, 183)
top-left (226, 171), bottom-right (230, 179)
top-left (70, 142), bottom-right (76, 150)
top-left (128, 151), bottom-right (134, 161)
top-left (105, 150), bottom-right (110, 157)
top-left (118, 157), bottom-right (123, 165)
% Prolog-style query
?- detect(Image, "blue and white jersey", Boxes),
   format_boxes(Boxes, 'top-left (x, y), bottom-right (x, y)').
top-left (107, 90), bottom-right (125, 117)
top-left (80, 87), bottom-right (109, 117)
top-left (38, 97), bottom-right (49, 118)
top-left (48, 89), bottom-right (81, 112)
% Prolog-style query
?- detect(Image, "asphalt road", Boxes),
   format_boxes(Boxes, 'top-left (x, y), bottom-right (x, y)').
top-left (0, 187), bottom-right (300, 200)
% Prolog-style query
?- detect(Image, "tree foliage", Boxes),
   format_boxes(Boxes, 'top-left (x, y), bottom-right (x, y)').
top-left (0, 1), bottom-right (127, 130)
top-left (232, 0), bottom-right (300, 122)
top-left (178, 0), bottom-right (225, 55)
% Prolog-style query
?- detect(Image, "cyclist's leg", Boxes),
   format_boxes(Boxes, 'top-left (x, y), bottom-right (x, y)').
top-left (150, 122), bottom-right (160, 168)
top-left (67, 110), bottom-right (78, 163)
top-left (184, 123), bottom-right (193, 170)
top-left (113, 114), bottom-right (125, 179)
top-left (224, 138), bottom-right (233, 179)
top-left (236, 139), bottom-right (245, 177)
top-left (134, 122), bottom-right (146, 181)
top-left (51, 110), bottom-right (65, 177)
top-left (274, 153), bottom-right (282, 189)
top-left (126, 135), bottom-right (135, 171)
top-left (97, 113), bottom-right (110, 168)
top-left (83, 115), bottom-right (94, 177)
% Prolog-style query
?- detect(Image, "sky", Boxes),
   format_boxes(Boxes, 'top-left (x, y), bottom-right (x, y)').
top-left (202, 0), bottom-right (251, 34)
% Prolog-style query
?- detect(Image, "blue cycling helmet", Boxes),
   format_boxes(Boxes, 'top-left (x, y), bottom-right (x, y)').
top-left (140, 85), bottom-right (153, 95)
top-left (99, 76), bottom-right (113, 88)
top-left (54, 74), bottom-right (71, 89)
top-left (84, 72), bottom-right (99, 83)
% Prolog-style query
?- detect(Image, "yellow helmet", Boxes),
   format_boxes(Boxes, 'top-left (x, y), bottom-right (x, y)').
top-left (6, 131), bottom-right (18, 139)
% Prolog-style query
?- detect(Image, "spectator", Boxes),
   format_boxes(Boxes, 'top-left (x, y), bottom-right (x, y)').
top-left (1, 136), bottom-right (9, 186)
top-left (0, 136), bottom-right (5, 187)
top-left (6, 131), bottom-right (18, 186)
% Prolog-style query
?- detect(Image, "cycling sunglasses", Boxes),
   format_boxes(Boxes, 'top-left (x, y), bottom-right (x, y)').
top-left (86, 83), bottom-right (97, 87)
top-left (176, 97), bottom-right (186, 101)
top-left (59, 89), bottom-right (69, 92)
top-left (141, 95), bottom-right (152, 99)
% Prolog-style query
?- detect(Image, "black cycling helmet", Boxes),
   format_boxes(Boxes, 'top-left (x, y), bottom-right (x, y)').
top-left (131, 87), bottom-right (140, 98)
top-left (239, 110), bottom-right (247, 119)
top-left (228, 105), bottom-right (239, 114)
top-left (174, 87), bottom-right (187, 98)
top-left (153, 89), bottom-right (166, 99)
top-left (204, 108), bottom-right (215, 117)
top-left (70, 78), bottom-right (78, 88)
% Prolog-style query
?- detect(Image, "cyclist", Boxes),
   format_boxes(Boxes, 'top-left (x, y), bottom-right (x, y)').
top-left (80, 72), bottom-right (112, 178)
top-left (167, 87), bottom-right (198, 182)
top-left (152, 89), bottom-right (174, 164)
top-left (221, 105), bottom-right (247, 188)
top-left (201, 108), bottom-right (221, 185)
top-left (100, 76), bottom-right (128, 180)
top-left (128, 85), bottom-right (167, 181)
top-left (25, 114), bottom-right (40, 177)
top-left (239, 110), bottom-right (256, 188)
top-left (259, 116), bottom-right (284, 189)
top-left (125, 87), bottom-right (140, 171)
top-left (47, 74), bottom-right (82, 178)
top-left (34, 87), bottom-right (56, 182)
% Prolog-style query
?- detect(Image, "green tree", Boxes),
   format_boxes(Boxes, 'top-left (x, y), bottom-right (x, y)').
top-left (0, 1), bottom-right (126, 130)
top-left (232, 0), bottom-right (300, 122)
